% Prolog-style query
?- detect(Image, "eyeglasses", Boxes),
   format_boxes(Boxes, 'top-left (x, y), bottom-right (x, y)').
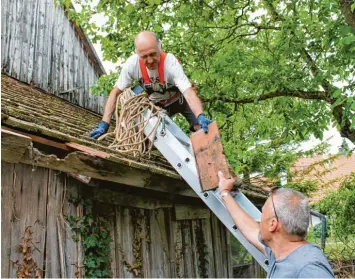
top-left (269, 186), bottom-right (281, 222)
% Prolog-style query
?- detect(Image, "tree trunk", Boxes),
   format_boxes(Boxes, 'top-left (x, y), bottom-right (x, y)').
top-left (339, 0), bottom-right (355, 28)
top-left (332, 104), bottom-right (355, 144)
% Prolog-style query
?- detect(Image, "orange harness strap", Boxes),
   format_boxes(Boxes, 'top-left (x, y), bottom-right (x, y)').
top-left (139, 51), bottom-right (168, 86)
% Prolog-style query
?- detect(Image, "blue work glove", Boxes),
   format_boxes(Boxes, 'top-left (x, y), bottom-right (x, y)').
top-left (88, 121), bottom-right (109, 139)
top-left (197, 113), bottom-right (212, 133)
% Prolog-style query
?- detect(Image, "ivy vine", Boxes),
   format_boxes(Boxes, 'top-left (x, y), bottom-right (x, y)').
top-left (68, 198), bottom-right (112, 278)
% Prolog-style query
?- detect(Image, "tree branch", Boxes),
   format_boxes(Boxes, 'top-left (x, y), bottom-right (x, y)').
top-left (201, 89), bottom-right (331, 104)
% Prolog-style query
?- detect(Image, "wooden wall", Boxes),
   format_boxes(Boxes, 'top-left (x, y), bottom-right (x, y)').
top-left (1, 0), bottom-right (107, 114)
top-left (1, 161), bottom-right (237, 278)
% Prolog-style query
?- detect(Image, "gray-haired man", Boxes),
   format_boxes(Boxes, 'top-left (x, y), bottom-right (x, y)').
top-left (89, 30), bottom-right (212, 139)
top-left (218, 171), bottom-right (334, 278)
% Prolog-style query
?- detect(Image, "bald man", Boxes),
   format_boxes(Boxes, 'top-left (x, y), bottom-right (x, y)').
top-left (89, 31), bottom-right (212, 139)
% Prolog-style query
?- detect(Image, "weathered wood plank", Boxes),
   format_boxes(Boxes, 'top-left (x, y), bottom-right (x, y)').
top-left (63, 20), bottom-right (69, 97)
top-left (2, 126), bottom-right (70, 151)
top-left (4, 0), bottom-right (13, 72)
top-left (149, 209), bottom-right (170, 278)
top-left (52, 4), bottom-right (62, 94)
top-left (83, 59), bottom-right (90, 109)
top-left (9, 164), bottom-right (48, 278)
top-left (27, 0), bottom-right (38, 84)
top-left (220, 224), bottom-right (229, 278)
top-left (191, 220), bottom-right (200, 277)
top-left (47, 0), bottom-right (55, 92)
top-left (93, 188), bottom-right (173, 210)
top-left (114, 206), bottom-right (124, 278)
top-left (12, 0), bottom-right (23, 79)
top-left (201, 218), bottom-right (216, 277)
top-left (141, 209), bottom-right (152, 278)
top-left (19, 0), bottom-right (31, 82)
top-left (175, 204), bottom-right (210, 221)
top-left (173, 221), bottom-right (184, 278)
top-left (45, 169), bottom-right (64, 278)
top-left (211, 214), bottom-right (224, 278)
top-left (7, 0), bottom-right (15, 76)
top-left (73, 31), bottom-right (80, 105)
top-left (167, 209), bottom-right (177, 278)
top-left (1, 129), bottom-right (32, 163)
top-left (121, 208), bottom-right (134, 278)
top-left (60, 176), bottom-right (83, 278)
top-left (226, 230), bottom-right (233, 278)
top-left (181, 220), bottom-right (195, 278)
top-left (104, 205), bottom-right (117, 278)
top-left (9, 0), bottom-right (22, 78)
top-left (1, 162), bottom-right (14, 278)
top-left (41, 0), bottom-right (50, 89)
top-left (58, 11), bottom-right (65, 94)
top-left (1, 0), bottom-right (8, 69)
top-left (35, 0), bottom-right (44, 87)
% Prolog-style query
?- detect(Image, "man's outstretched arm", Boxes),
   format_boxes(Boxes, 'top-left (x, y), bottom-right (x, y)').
top-left (183, 87), bottom-right (204, 117)
top-left (102, 87), bottom-right (122, 123)
top-left (218, 171), bottom-right (266, 255)
top-left (183, 87), bottom-right (212, 133)
top-left (89, 87), bottom-right (122, 139)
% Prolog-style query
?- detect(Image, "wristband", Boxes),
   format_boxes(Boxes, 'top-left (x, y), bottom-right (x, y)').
top-left (221, 191), bottom-right (231, 198)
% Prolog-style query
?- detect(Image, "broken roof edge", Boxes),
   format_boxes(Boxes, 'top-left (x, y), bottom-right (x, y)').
top-left (1, 115), bottom-right (181, 180)
top-left (1, 127), bottom-right (196, 197)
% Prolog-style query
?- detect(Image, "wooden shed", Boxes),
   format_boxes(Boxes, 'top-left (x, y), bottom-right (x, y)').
top-left (1, 0), bottom-right (267, 277)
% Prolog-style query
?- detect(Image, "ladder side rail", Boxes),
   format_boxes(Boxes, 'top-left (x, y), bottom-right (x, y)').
top-left (144, 112), bottom-right (268, 270)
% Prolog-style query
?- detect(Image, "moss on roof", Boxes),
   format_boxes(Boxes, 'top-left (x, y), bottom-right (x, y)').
top-left (1, 74), bottom-right (267, 200)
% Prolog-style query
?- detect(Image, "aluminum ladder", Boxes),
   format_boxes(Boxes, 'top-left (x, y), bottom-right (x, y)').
top-left (143, 110), bottom-right (269, 271)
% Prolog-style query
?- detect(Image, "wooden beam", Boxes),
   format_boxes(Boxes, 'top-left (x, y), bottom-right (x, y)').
top-left (66, 142), bottom-right (108, 159)
top-left (93, 188), bottom-right (173, 210)
top-left (174, 204), bottom-right (211, 220)
top-left (1, 129), bottom-right (32, 163)
top-left (2, 126), bottom-right (70, 151)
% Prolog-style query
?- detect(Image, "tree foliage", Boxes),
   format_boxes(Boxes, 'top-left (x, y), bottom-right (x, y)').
top-left (66, 0), bottom-right (354, 178)
top-left (316, 174), bottom-right (355, 239)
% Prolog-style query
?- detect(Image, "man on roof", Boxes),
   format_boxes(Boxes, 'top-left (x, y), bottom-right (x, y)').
top-left (89, 30), bottom-right (212, 139)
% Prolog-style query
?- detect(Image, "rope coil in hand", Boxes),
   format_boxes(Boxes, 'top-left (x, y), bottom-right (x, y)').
top-left (98, 88), bottom-right (163, 157)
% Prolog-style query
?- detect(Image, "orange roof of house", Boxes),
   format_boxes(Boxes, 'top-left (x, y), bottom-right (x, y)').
top-left (291, 153), bottom-right (355, 202)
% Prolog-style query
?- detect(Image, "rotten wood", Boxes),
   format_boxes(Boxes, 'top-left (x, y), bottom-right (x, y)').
top-left (1, 162), bottom-right (14, 278)
top-left (1, 129), bottom-right (32, 163)
top-left (1, 142), bottom-right (196, 198)
top-left (66, 142), bottom-right (109, 159)
top-left (2, 126), bottom-right (70, 151)
top-left (8, 164), bottom-right (48, 278)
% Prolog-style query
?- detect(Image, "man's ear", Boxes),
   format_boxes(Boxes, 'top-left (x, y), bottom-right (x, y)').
top-left (269, 218), bottom-right (278, 232)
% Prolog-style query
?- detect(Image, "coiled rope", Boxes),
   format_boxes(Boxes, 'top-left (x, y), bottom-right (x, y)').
top-left (98, 89), bottom-right (163, 157)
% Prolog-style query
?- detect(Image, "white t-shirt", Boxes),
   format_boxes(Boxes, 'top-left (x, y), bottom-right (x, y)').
top-left (115, 53), bottom-right (192, 102)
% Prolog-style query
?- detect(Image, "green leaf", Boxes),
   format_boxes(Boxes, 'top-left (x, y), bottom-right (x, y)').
top-left (153, 25), bottom-right (163, 32)
top-left (341, 36), bottom-right (355, 45)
